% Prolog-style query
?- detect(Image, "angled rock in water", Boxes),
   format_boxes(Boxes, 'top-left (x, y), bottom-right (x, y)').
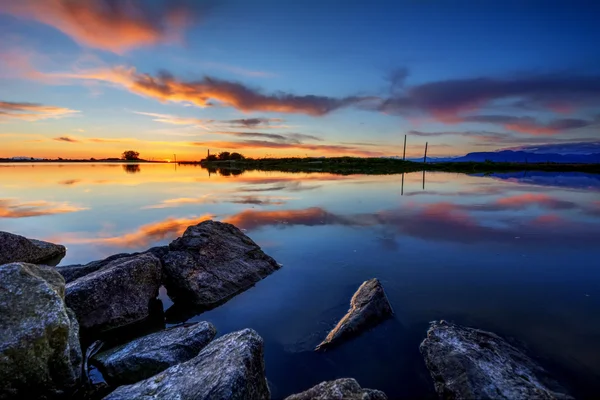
top-left (161, 220), bottom-right (281, 308)
top-left (0, 262), bottom-right (82, 399)
top-left (105, 328), bottom-right (270, 400)
top-left (65, 253), bottom-right (162, 332)
top-left (420, 320), bottom-right (573, 400)
top-left (94, 321), bottom-right (216, 385)
top-left (316, 278), bottom-right (393, 351)
top-left (0, 231), bottom-right (66, 265)
top-left (285, 378), bottom-right (388, 400)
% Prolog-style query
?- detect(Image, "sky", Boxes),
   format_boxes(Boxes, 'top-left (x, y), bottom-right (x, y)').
top-left (0, 0), bottom-right (599, 160)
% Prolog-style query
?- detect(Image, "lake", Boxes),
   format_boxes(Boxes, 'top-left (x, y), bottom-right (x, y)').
top-left (1, 163), bottom-right (599, 398)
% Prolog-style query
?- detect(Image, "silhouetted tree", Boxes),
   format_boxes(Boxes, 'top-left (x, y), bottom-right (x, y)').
top-left (122, 150), bottom-right (140, 160)
top-left (206, 154), bottom-right (218, 161)
top-left (218, 151), bottom-right (231, 160)
top-left (229, 152), bottom-right (245, 160)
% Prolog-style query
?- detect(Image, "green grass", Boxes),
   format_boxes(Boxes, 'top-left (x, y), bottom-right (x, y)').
top-left (190, 157), bottom-right (600, 175)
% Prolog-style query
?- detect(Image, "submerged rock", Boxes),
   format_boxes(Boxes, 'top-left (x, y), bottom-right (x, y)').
top-left (316, 278), bottom-right (393, 351)
top-left (420, 320), bottom-right (573, 400)
top-left (285, 378), bottom-right (388, 400)
top-left (65, 253), bottom-right (162, 332)
top-left (0, 262), bottom-right (82, 399)
top-left (0, 231), bottom-right (66, 265)
top-left (105, 328), bottom-right (270, 400)
top-left (162, 220), bottom-right (281, 308)
top-left (94, 321), bottom-right (216, 385)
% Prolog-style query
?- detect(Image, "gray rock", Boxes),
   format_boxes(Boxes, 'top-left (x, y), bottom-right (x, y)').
top-left (65, 253), bottom-right (162, 332)
top-left (58, 247), bottom-right (168, 283)
top-left (0, 231), bottom-right (66, 265)
top-left (285, 378), bottom-right (388, 400)
top-left (0, 262), bottom-right (82, 399)
top-left (105, 328), bottom-right (270, 400)
top-left (419, 320), bottom-right (573, 400)
top-left (162, 220), bottom-right (281, 308)
top-left (94, 321), bottom-right (216, 385)
top-left (316, 278), bottom-right (393, 351)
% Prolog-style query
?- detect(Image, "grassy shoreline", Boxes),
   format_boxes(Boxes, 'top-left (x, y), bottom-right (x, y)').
top-left (186, 157), bottom-right (600, 175)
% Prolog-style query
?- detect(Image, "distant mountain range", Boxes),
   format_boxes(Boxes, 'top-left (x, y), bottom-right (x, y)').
top-left (406, 150), bottom-right (600, 164)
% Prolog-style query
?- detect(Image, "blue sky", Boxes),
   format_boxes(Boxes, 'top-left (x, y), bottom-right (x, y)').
top-left (0, 0), bottom-right (599, 160)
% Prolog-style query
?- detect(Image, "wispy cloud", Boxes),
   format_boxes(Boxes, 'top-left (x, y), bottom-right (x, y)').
top-left (0, 0), bottom-right (200, 53)
top-left (0, 101), bottom-right (78, 122)
top-left (56, 66), bottom-right (376, 116)
top-left (0, 198), bottom-right (87, 218)
top-left (189, 140), bottom-right (383, 156)
top-left (144, 194), bottom-right (289, 209)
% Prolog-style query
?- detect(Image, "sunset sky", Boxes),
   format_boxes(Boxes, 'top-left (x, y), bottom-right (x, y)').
top-left (1, 0), bottom-right (599, 160)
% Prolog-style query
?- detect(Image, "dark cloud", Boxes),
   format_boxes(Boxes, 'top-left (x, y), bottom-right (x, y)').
top-left (377, 73), bottom-right (600, 120)
top-left (509, 141), bottom-right (600, 155)
top-left (226, 118), bottom-right (283, 128)
top-left (54, 136), bottom-right (79, 143)
top-left (462, 115), bottom-right (595, 135)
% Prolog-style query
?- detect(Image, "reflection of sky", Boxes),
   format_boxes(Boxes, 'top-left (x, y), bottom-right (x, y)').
top-left (1, 163), bottom-right (600, 397)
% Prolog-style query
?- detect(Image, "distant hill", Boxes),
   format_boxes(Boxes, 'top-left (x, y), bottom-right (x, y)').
top-left (451, 150), bottom-right (600, 164)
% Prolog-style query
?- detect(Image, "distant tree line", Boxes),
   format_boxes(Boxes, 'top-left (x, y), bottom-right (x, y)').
top-left (206, 152), bottom-right (245, 161)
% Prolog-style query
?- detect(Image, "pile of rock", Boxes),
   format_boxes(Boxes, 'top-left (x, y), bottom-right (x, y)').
top-left (0, 223), bottom-right (574, 399)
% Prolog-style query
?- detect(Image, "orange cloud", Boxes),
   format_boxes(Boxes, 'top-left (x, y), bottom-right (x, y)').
top-left (56, 66), bottom-right (374, 116)
top-left (0, 198), bottom-right (87, 218)
top-left (0, 0), bottom-right (196, 53)
top-left (52, 214), bottom-right (214, 248)
top-left (0, 101), bottom-right (78, 121)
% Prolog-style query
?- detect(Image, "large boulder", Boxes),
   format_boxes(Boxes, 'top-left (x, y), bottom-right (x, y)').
top-left (65, 253), bottom-right (162, 332)
top-left (285, 378), bottom-right (388, 400)
top-left (162, 220), bottom-right (281, 308)
top-left (316, 278), bottom-right (393, 351)
top-left (57, 247), bottom-right (168, 284)
top-left (420, 321), bottom-right (573, 400)
top-left (105, 328), bottom-right (270, 400)
top-left (0, 231), bottom-right (66, 265)
top-left (94, 321), bottom-right (216, 385)
top-left (0, 262), bottom-right (82, 399)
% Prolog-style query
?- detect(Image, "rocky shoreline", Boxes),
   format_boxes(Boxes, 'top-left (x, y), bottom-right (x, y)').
top-left (0, 223), bottom-right (573, 399)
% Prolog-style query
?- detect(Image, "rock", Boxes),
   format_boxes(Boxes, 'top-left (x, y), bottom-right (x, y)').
top-left (419, 321), bottom-right (573, 400)
top-left (105, 328), bottom-right (270, 400)
top-left (315, 278), bottom-right (393, 351)
top-left (65, 253), bottom-right (162, 332)
top-left (285, 378), bottom-right (388, 400)
top-left (94, 321), bottom-right (216, 385)
top-left (162, 220), bottom-right (281, 308)
top-left (58, 247), bottom-right (168, 283)
top-left (0, 262), bottom-right (82, 398)
top-left (0, 231), bottom-right (66, 265)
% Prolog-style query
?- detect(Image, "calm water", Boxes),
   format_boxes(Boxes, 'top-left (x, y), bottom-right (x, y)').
top-left (2, 163), bottom-right (600, 398)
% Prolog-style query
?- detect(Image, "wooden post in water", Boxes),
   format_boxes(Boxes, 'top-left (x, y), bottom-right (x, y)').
top-left (173, 154), bottom-right (177, 163)
top-left (401, 172), bottom-right (405, 196)
top-left (423, 142), bottom-right (428, 163)
top-left (403, 135), bottom-right (407, 161)
top-left (422, 169), bottom-right (426, 190)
